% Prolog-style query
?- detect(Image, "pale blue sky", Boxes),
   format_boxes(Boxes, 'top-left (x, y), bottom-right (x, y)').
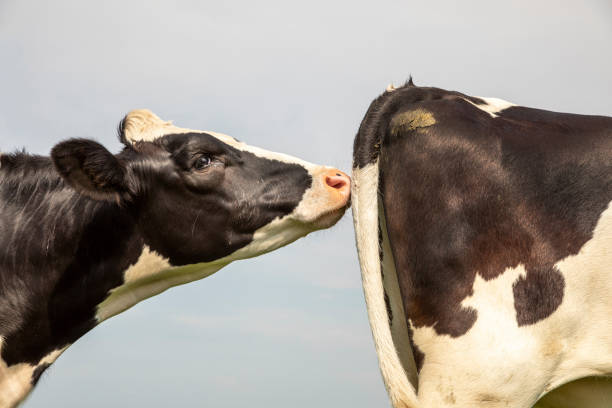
top-left (1, 1), bottom-right (611, 407)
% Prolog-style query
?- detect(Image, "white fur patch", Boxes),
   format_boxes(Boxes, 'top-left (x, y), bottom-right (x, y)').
top-left (463, 96), bottom-right (516, 118)
top-left (122, 109), bottom-right (314, 168)
top-left (410, 202), bottom-right (612, 407)
top-left (95, 224), bottom-right (302, 323)
top-left (0, 338), bottom-right (67, 408)
top-left (96, 251), bottom-right (216, 322)
top-left (95, 217), bottom-right (311, 323)
top-left (123, 245), bottom-right (171, 283)
top-left (122, 110), bottom-right (185, 143)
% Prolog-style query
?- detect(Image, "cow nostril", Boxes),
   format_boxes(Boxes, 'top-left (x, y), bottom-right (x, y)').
top-left (325, 175), bottom-right (347, 189)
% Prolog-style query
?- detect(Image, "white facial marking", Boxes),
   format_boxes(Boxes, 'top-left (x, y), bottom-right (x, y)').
top-left (0, 338), bottom-right (67, 408)
top-left (463, 96), bottom-right (516, 118)
top-left (409, 202), bottom-right (612, 407)
top-left (122, 109), bottom-right (315, 168)
top-left (352, 162), bottom-right (420, 408)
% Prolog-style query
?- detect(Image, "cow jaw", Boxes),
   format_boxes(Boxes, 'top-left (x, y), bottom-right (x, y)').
top-left (95, 195), bottom-right (344, 324)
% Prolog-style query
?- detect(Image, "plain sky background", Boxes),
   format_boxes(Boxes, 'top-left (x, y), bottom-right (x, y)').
top-left (1, 1), bottom-right (611, 407)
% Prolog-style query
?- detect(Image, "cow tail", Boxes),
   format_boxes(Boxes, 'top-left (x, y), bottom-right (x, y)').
top-left (352, 160), bottom-right (420, 408)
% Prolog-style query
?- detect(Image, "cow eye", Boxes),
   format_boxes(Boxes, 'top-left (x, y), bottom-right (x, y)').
top-left (193, 155), bottom-right (212, 170)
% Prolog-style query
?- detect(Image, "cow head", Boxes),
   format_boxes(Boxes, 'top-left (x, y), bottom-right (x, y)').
top-left (51, 110), bottom-right (350, 266)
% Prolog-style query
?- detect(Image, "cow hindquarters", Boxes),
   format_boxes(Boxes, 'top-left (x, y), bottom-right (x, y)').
top-left (412, 203), bottom-right (612, 408)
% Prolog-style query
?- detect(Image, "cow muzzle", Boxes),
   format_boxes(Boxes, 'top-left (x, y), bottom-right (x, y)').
top-left (292, 166), bottom-right (351, 229)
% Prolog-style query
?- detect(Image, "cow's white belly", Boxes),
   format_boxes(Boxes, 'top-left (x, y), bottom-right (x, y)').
top-left (382, 201), bottom-right (612, 408)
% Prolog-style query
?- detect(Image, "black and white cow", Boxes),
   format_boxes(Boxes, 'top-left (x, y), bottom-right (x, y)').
top-left (0, 109), bottom-right (350, 407)
top-left (352, 80), bottom-right (611, 408)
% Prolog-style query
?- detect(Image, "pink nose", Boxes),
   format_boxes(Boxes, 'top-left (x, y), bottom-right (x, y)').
top-left (326, 173), bottom-right (349, 189)
top-left (324, 169), bottom-right (351, 201)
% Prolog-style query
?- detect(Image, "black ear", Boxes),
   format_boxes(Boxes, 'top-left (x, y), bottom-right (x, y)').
top-left (51, 138), bottom-right (133, 202)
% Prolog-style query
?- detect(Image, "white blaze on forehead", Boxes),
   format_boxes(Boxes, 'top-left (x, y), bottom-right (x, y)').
top-left (121, 109), bottom-right (314, 169)
top-left (463, 96), bottom-right (516, 118)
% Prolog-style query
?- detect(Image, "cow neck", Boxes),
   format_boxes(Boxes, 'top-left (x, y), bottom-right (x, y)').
top-left (0, 155), bottom-right (146, 406)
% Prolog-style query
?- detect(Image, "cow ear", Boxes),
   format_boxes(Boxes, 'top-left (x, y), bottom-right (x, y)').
top-left (51, 138), bottom-right (133, 202)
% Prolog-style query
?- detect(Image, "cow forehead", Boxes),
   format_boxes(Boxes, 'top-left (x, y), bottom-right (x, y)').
top-left (121, 109), bottom-right (313, 168)
top-left (121, 109), bottom-right (235, 145)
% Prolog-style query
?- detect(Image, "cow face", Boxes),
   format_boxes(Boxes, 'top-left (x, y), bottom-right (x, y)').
top-left (51, 110), bottom-right (350, 266)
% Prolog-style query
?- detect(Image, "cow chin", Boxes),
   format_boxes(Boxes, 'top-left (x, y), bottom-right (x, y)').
top-left (310, 205), bottom-right (349, 229)
top-left (229, 206), bottom-right (348, 262)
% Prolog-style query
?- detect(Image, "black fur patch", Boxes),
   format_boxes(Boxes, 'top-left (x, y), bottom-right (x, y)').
top-left (513, 266), bottom-right (565, 326)
top-left (384, 290), bottom-right (393, 326)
